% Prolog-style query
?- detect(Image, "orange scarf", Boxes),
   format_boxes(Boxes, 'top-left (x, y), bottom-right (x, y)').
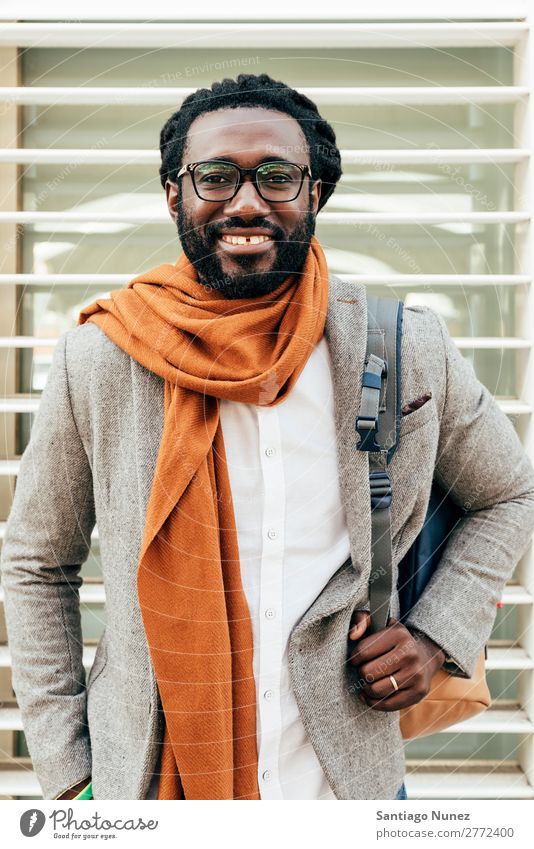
top-left (78, 234), bottom-right (329, 799)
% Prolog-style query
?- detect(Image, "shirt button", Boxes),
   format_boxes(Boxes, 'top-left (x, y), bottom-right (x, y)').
top-left (263, 689), bottom-right (274, 701)
top-left (264, 608), bottom-right (276, 620)
top-left (262, 770), bottom-right (272, 782)
top-left (267, 528), bottom-right (278, 540)
top-left (264, 447), bottom-right (276, 458)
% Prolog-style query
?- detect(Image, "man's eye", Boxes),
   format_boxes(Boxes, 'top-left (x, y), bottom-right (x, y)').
top-left (265, 174), bottom-right (292, 183)
top-left (260, 170), bottom-right (293, 182)
top-left (200, 174), bottom-right (232, 184)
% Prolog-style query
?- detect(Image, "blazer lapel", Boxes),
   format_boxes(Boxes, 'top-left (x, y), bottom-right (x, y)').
top-left (324, 273), bottom-right (372, 593)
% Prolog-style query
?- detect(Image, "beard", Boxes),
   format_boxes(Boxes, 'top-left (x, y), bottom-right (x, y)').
top-left (175, 191), bottom-right (317, 299)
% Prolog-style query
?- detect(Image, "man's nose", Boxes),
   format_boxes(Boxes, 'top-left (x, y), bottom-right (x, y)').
top-left (223, 177), bottom-right (271, 216)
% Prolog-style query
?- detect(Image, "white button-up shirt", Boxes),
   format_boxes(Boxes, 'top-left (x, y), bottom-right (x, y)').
top-left (219, 333), bottom-right (351, 800)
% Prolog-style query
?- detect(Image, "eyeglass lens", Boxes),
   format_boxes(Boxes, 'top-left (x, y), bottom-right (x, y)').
top-left (193, 161), bottom-right (304, 201)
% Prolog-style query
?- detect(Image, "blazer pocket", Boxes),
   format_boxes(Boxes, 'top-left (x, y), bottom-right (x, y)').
top-left (399, 394), bottom-right (436, 435)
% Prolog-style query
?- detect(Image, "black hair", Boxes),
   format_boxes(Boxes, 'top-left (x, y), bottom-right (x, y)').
top-left (159, 73), bottom-right (342, 211)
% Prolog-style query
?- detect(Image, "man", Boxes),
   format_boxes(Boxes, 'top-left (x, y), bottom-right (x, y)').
top-left (2, 73), bottom-right (534, 801)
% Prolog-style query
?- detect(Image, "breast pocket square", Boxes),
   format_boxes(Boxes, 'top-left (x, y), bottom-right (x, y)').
top-left (401, 392), bottom-right (432, 416)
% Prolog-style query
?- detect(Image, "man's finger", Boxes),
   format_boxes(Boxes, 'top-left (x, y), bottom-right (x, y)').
top-left (362, 687), bottom-right (423, 711)
top-left (349, 626), bottom-right (403, 664)
top-left (349, 610), bottom-right (371, 641)
top-left (355, 646), bottom-right (406, 682)
top-left (360, 666), bottom-right (416, 700)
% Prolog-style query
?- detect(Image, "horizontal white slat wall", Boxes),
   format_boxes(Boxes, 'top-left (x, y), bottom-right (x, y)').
top-left (0, 9), bottom-right (533, 800)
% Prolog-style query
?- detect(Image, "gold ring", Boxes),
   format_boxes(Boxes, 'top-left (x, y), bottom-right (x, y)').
top-left (389, 674), bottom-right (399, 692)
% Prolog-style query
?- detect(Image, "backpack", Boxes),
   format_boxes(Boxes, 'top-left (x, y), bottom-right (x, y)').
top-left (356, 294), bottom-right (490, 738)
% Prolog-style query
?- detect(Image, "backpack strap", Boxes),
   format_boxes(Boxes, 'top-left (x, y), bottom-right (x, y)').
top-left (356, 295), bottom-right (403, 462)
top-left (356, 295), bottom-right (404, 633)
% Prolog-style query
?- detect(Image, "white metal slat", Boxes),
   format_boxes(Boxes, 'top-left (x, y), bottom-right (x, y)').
top-left (454, 338), bottom-right (531, 349)
top-left (486, 648), bottom-right (534, 670)
top-left (0, 705), bottom-right (530, 734)
top-left (0, 397), bottom-right (529, 416)
top-left (0, 584), bottom-right (104, 604)
top-left (0, 274), bottom-right (531, 288)
top-left (0, 337), bottom-right (527, 351)
top-left (0, 148), bottom-right (530, 164)
top-left (1, 766), bottom-right (532, 801)
top-left (447, 709), bottom-right (534, 733)
top-left (0, 396), bottom-right (39, 413)
top-left (1, 1), bottom-right (529, 22)
top-left (0, 337), bottom-right (59, 348)
top-left (0, 22), bottom-right (528, 49)
top-left (496, 401), bottom-right (532, 415)
top-left (0, 522), bottom-right (99, 540)
top-left (502, 585), bottom-right (534, 604)
top-left (0, 769), bottom-right (41, 798)
top-left (0, 274), bottom-right (531, 286)
top-left (0, 211), bottom-right (529, 225)
top-left (0, 644), bottom-right (96, 668)
top-left (406, 769), bottom-right (534, 799)
top-left (0, 580), bottom-right (528, 608)
top-left (0, 86), bottom-right (529, 106)
top-left (0, 460), bottom-right (21, 475)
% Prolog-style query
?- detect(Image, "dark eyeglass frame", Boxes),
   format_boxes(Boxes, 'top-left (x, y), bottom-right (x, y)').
top-left (175, 159), bottom-right (313, 202)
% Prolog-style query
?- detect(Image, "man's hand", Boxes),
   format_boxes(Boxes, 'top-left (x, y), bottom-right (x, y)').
top-left (348, 610), bottom-right (446, 711)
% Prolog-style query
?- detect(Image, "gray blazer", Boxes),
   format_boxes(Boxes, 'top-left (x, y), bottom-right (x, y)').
top-left (2, 274), bottom-right (534, 800)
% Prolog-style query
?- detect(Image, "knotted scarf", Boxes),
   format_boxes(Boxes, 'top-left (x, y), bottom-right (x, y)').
top-left (77, 234), bottom-right (329, 799)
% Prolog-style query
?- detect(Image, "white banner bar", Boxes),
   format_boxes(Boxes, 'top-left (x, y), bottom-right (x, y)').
top-left (1, 799), bottom-right (532, 849)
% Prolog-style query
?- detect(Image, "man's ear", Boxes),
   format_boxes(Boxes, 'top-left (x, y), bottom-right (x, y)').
top-left (165, 180), bottom-right (179, 223)
top-left (310, 178), bottom-right (322, 216)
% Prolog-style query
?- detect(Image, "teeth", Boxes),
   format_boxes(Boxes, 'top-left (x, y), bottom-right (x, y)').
top-left (221, 234), bottom-right (272, 245)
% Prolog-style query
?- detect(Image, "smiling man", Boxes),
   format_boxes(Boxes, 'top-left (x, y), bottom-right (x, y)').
top-left (2, 73), bottom-right (534, 802)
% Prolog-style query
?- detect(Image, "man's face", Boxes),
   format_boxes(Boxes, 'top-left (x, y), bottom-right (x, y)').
top-left (165, 106), bottom-right (322, 299)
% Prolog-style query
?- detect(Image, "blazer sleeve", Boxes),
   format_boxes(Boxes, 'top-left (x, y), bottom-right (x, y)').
top-left (403, 308), bottom-right (534, 678)
top-left (0, 332), bottom-right (95, 799)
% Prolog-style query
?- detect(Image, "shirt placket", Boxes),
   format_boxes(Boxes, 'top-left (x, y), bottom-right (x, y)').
top-left (256, 405), bottom-right (285, 799)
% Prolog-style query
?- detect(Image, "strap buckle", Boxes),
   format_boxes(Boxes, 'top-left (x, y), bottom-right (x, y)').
top-left (355, 354), bottom-right (387, 452)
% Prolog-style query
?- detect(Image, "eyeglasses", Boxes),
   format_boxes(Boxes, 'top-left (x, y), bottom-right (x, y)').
top-left (175, 160), bottom-right (312, 203)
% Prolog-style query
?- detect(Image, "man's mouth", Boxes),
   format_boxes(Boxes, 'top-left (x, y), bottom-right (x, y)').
top-left (216, 229), bottom-right (276, 255)
top-left (221, 234), bottom-right (272, 245)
